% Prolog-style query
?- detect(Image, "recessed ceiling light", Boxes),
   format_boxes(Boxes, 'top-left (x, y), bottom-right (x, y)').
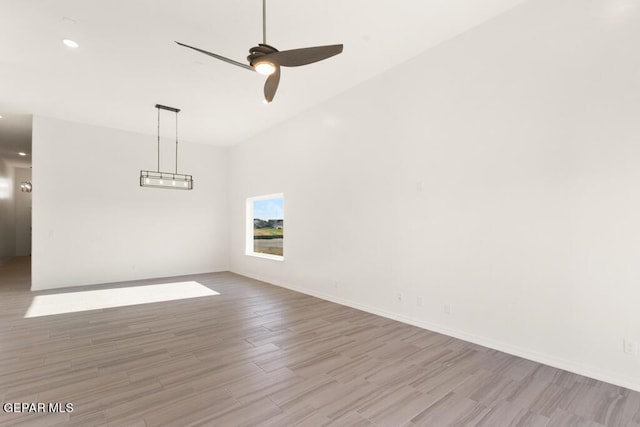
top-left (18, 152), bottom-right (27, 156)
top-left (62, 39), bottom-right (79, 48)
top-left (0, 115), bottom-right (3, 119)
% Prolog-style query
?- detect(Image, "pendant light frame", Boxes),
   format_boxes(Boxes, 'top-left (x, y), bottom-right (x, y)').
top-left (140, 104), bottom-right (193, 190)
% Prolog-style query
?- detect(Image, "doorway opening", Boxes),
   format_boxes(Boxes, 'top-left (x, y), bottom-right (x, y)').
top-left (0, 114), bottom-right (33, 291)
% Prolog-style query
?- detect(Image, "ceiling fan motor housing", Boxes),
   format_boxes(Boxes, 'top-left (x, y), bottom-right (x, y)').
top-left (248, 44), bottom-right (279, 66)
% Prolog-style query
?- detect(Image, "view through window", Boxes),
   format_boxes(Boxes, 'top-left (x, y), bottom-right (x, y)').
top-left (248, 194), bottom-right (284, 258)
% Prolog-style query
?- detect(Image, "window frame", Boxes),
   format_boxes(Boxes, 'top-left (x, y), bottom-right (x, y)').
top-left (245, 193), bottom-right (285, 261)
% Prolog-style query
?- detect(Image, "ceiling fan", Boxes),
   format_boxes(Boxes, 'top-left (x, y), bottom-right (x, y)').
top-left (176, 0), bottom-right (343, 103)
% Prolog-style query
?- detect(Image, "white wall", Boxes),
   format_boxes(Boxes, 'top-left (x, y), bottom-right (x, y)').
top-left (0, 159), bottom-right (16, 263)
top-left (14, 167), bottom-right (31, 256)
top-left (32, 117), bottom-right (229, 290)
top-left (228, 0), bottom-right (640, 390)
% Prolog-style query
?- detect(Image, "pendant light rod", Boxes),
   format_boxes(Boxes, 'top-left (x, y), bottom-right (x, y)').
top-left (175, 111), bottom-right (178, 174)
top-left (157, 107), bottom-right (160, 172)
top-left (262, 0), bottom-right (267, 44)
top-left (154, 104), bottom-right (181, 173)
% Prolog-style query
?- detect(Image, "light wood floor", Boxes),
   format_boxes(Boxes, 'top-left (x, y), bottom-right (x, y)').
top-left (0, 257), bottom-right (639, 426)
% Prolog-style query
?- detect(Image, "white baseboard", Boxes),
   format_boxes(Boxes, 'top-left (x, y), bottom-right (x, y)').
top-left (234, 270), bottom-right (640, 393)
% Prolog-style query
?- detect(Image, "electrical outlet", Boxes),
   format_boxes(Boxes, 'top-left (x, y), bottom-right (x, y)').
top-left (396, 292), bottom-right (403, 303)
top-left (623, 339), bottom-right (638, 356)
top-left (417, 296), bottom-right (424, 307)
top-left (444, 304), bottom-right (452, 315)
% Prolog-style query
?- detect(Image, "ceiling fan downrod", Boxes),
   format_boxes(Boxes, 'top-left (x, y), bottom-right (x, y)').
top-left (262, 0), bottom-right (267, 45)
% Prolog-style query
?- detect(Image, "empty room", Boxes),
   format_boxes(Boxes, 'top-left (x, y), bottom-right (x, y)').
top-left (1, 0), bottom-right (639, 425)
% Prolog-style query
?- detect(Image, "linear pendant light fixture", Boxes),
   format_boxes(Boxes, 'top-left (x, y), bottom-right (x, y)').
top-left (140, 104), bottom-right (193, 190)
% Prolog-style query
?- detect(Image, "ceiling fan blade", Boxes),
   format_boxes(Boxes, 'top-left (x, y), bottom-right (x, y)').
top-left (266, 44), bottom-right (343, 67)
top-left (264, 66), bottom-right (280, 103)
top-left (175, 41), bottom-right (254, 71)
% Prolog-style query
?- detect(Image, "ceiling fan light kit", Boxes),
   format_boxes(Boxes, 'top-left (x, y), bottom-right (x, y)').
top-left (140, 104), bottom-right (193, 190)
top-left (176, 0), bottom-right (343, 103)
top-left (254, 60), bottom-right (276, 76)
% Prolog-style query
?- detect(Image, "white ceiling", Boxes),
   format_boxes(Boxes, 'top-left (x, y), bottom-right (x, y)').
top-left (0, 0), bottom-right (525, 146)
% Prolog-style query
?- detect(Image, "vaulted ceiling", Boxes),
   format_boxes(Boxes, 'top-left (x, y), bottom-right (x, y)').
top-left (0, 0), bottom-right (525, 146)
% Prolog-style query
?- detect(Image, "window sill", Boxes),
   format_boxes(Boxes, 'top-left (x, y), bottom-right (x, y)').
top-left (246, 252), bottom-right (284, 262)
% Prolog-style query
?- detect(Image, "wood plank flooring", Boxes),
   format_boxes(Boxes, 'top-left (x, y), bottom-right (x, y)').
top-left (0, 257), bottom-right (639, 426)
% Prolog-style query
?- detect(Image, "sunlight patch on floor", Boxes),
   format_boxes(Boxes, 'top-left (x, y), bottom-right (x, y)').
top-left (24, 281), bottom-right (219, 318)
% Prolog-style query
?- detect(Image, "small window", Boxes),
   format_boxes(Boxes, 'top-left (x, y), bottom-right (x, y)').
top-left (246, 193), bottom-right (284, 260)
